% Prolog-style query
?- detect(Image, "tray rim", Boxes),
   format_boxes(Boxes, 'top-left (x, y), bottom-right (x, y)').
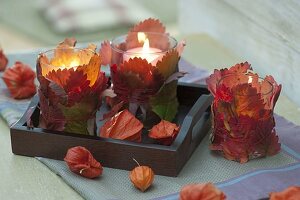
top-left (10, 82), bottom-right (213, 176)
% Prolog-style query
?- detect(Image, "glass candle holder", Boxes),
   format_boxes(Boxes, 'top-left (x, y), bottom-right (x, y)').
top-left (111, 32), bottom-right (177, 66)
top-left (37, 46), bottom-right (107, 135)
top-left (207, 63), bottom-right (281, 163)
top-left (109, 32), bottom-right (181, 123)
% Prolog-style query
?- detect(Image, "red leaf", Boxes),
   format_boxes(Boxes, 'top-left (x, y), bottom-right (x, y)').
top-left (206, 62), bottom-right (251, 96)
top-left (215, 84), bottom-right (233, 103)
top-left (2, 61), bottom-right (36, 99)
top-left (148, 120), bottom-right (180, 145)
top-left (111, 58), bottom-right (164, 103)
top-left (46, 68), bottom-right (71, 88)
top-left (180, 183), bottom-right (226, 200)
top-left (0, 49), bottom-right (8, 71)
top-left (64, 146), bottom-right (103, 179)
top-left (99, 109), bottom-right (143, 142)
top-left (129, 18), bottom-right (166, 34)
top-left (38, 90), bottom-right (66, 131)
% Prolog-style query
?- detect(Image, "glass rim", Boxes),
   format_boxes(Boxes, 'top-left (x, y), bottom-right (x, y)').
top-left (110, 32), bottom-right (178, 55)
top-left (39, 47), bottom-right (97, 65)
top-left (217, 73), bottom-right (274, 96)
top-left (39, 47), bottom-right (97, 56)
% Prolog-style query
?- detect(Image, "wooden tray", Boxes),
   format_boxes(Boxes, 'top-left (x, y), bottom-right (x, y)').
top-left (10, 83), bottom-right (213, 177)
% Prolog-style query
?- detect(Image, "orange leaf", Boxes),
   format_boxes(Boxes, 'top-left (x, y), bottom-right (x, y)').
top-left (76, 54), bottom-right (101, 86)
top-left (156, 49), bottom-right (179, 79)
top-left (99, 109), bottom-right (143, 142)
top-left (148, 120), bottom-right (180, 145)
top-left (129, 18), bottom-right (166, 34)
top-left (2, 61), bottom-right (36, 99)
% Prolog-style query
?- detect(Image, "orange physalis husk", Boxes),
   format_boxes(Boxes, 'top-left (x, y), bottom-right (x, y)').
top-left (64, 146), bottom-right (103, 179)
top-left (2, 61), bottom-right (36, 99)
top-left (269, 186), bottom-right (300, 200)
top-left (180, 183), bottom-right (226, 200)
top-left (0, 49), bottom-right (8, 71)
top-left (148, 120), bottom-right (180, 146)
top-left (99, 109), bottom-right (143, 142)
top-left (129, 159), bottom-right (154, 192)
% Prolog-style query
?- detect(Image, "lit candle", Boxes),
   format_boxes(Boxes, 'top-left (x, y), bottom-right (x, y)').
top-left (41, 54), bottom-right (80, 76)
top-left (123, 32), bottom-right (162, 65)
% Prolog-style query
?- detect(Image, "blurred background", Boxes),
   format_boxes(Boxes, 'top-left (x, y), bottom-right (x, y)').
top-left (1, 0), bottom-right (300, 108)
top-left (0, 0), bottom-right (178, 52)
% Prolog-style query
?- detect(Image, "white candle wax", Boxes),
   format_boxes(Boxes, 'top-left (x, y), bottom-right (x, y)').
top-left (123, 32), bottom-right (163, 65)
top-left (123, 47), bottom-right (162, 65)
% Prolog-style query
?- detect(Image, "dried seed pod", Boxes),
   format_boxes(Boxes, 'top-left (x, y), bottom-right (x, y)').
top-left (148, 120), bottom-right (180, 145)
top-left (180, 183), bottom-right (226, 200)
top-left (129, 159), bottom-right (154, 192)
top-left (270, 186), bottom-right (300, 200)
top-left (2, 61), bottom-right (36, 99)
top-left (0, 49), bottom-right (8, 71)
top-left (64, 146), bottom-right (103, 179)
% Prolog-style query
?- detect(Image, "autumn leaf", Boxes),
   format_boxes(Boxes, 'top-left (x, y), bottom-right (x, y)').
top-left (150, 81), bottom-right (178, 121)
top-left (156, 49), bottom-right (179, 79)
top-left (206, 62), bottom-right (252, 96)
top-left (59, 98), bottom-right (98, 135)
top-left (76, 54), bottom-right (101, 86)
top-left (111, 58), bottom-right (164, 103)
top-left (233, 83), bottom-right (266, 118)
top-left (39, 91), bottom-right (66, 131)
top-left (99, 109), bottom-right (143, 142)
top-left (148, 120), bottom-right (180, 145)
top-left (129, 18), bottom-right (166, 34)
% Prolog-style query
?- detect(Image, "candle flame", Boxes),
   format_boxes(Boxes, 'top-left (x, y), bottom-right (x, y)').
top-left (69, 60), bottom-right (80, 68)
top-left (138, 32), bottom-right (150, 54)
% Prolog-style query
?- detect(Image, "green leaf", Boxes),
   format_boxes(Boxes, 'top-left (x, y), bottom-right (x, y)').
top-left (59, 98), bottom-right (97, 135)
top-left (156, 50), bottom-right (179, 79)
top-left (151, 98), bottom-right (179, 121)
top-left (150, 81), bottom-right (179, 121)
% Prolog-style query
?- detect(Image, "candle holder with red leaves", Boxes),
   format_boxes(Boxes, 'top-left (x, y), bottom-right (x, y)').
top-left (206, 62), bottom-right (282, 163)
top-left (100, 19), bottom-right (186, 129)
top-left (36, 39), bottom-right (108, 135)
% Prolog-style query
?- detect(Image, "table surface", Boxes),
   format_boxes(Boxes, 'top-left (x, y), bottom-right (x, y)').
top-left (1, 34), bottom-right (300, 200)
